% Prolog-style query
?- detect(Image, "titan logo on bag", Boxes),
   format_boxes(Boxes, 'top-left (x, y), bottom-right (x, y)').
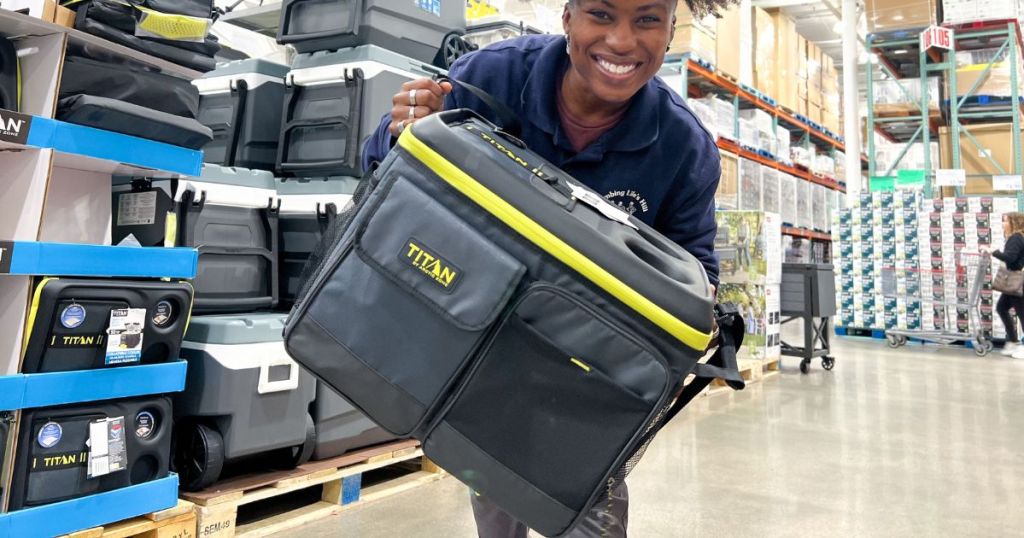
top-left (31, 451), bottom-right (88, 471)
top-left (402, 239), bottom-right (461, 290)
top-left (48, 333), bottom-right (106, 348)
top-left (0, 109), bottom-right (31, 144)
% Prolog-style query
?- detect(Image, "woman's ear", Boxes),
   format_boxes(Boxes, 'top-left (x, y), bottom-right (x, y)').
top-left (562, 4), bottom-right (572, 34)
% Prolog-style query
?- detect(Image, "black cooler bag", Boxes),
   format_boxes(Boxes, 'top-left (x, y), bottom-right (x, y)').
top-left (284, 110), bottom-right (745, 536)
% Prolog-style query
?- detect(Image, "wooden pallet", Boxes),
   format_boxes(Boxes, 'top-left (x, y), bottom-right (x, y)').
top-left (60, 501), bottom-right (196, 538)
top-left (762, 358), bottom-right (781, 378)
top-left (184, 440), bottom-right (446, 538)
top-left (712, 358), bottom-right (761, 387)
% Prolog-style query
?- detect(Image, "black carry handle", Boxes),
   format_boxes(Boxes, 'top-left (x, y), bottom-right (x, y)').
top-left (436, 75), bottom-right (522, 138)
top-left (224, 78), bottom-right (248, 167)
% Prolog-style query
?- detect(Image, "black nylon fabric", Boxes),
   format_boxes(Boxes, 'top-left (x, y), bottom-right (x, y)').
top-left (0, 36), bottom-right (17, 111)
top-left (60, 53), bottom-right (199, 118)
top-left (57, 94), bottom-right (213, 148)
top-left (73, 0), bottom-right (220, 54)
top-left (74, 13), bottom-right (217, 72)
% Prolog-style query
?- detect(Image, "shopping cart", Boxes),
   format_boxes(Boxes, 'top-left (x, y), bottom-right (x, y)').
top-left (885, 251), bottom-right (993, 356)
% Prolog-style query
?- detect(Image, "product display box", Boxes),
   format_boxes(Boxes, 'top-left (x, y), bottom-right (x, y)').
top-left (715, 211), bottom-right (782, 286)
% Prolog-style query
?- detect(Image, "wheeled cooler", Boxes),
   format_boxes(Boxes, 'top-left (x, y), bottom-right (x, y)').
top-left (194, 59), bottom-right (290, 171)
top-left (276, 0), bottom-right (466, 65)
top-left (8, 396), bottom-right (172, 510)
top-left (277, 45), bottom-right (439, 177)
top-left (283, 111), bottom-right (744, 536)
top-left (464, 18), bottom-right (542, 50)
top-left (112, 165), bottom-right (280, 314)
top-left (175, 313), bottom-right (316, 491)
top-left (20, 278), bottom-right (193, 373)
top-left (311, 383), bottom-right (396, 461)
top-left (276, 177), bottom-right (360, 308)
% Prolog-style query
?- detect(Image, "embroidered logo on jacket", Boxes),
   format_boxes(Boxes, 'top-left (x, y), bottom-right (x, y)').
top-left (401, 240), bottom-right (462, 290)
top-left (605, 190), bottom-right (649, 215)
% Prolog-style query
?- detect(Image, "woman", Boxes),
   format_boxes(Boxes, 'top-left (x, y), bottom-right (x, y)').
top-left (992, 212), bottom-right (1024, 357)
top-left (361, 0), bottom-right (736, 535)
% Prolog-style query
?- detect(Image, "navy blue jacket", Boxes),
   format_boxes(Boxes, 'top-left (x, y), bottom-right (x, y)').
top-left (362, 35), bottom-right (721, 285)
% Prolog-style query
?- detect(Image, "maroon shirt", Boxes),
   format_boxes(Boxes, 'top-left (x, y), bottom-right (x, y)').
top-left (555, 79), bottom-right (627, 153)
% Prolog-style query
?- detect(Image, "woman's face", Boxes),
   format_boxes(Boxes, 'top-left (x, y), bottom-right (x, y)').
top-left (1005, 218), bottom-right (1013, 236)
top-left (563, 0), bottom-right (675, 106)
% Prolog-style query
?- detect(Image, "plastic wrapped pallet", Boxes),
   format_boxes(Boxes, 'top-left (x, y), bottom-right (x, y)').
top-left (740, 158), bottom-right (763, 211)
top-left (698, 96), bottom-right (736, 140)
top-left (762, 166), bottom-right (781, 216)
top-left (739, 118), bottom-right (759, 150)
top-left (796, 178), bottom-right (812, 230)
top-left (776, 125), bottom-right (791, 165)
top-left (780, 173), bottom-right (798, 226)
top-left (687, 98), bottom-right (718, 140)
top-left (813, 153), bottom-right (836, 178)
top-left (872, 77), bottom-right (940, 115)
top-left (813, 184), bottom-right (828, 232)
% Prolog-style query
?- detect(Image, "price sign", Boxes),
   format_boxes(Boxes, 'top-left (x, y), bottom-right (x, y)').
top-left (935, 169), bottom-right (966, 187)
top-left (920, 26), bottom-right (953, 51)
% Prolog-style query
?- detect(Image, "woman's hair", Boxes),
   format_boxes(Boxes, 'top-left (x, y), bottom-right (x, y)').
top-left (1005, 212), bottom-right (1024, 235)
top-left (566, 0), bottom-right (738, 18)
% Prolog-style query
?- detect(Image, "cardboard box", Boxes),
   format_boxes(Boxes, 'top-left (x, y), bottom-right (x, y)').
top-left (675, 2), bottom-right (717, 36)
top-left (5, 0), bottom-right (75, 27)
top-left (956, 62), bottom-right (1022, 98)
top-left (716, 4), bottom-right (742, 78)
top-left (808, 101), bottom-right (823, 124)
top-left (768, 9), bottom-right (800, 110)
top-left (939, 123), bottom-right (1024, 194)
top-left (670, 23), bottom-right (717, 64)
top-left (754, 7), bottom-right (777, 96)
top-left (717, 150), bottom-right (739, 210)
top-left (865, 0), bottom-right (938, 33)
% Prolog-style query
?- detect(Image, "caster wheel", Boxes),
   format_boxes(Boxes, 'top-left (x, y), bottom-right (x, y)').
top-left (277, 414), bottom-right (316, 468)
top-left (799, 359), bottom-right (810, 374)
top-left (822, 356), bottom-right (835, 371)
top-left (897, 336), bottom-right (908, 346)
top-left (974, 343), bottom-right (989, 357)
top-left (437, 32), bottom-right (473, 69)
top-left (886, 335), bottom-right (900, 348)
top-left (173, 422), bottom-right (225, 492)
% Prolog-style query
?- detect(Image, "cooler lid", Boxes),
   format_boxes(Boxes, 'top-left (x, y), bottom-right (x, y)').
top-left (203, 58), bottom-right (289, 79)
top-left (194, 164), bottom-right (276, 190)
top-left (290, 45), bottom-right (443, 82)
top-left (275, 177), bottom-right (360, 195)
top-left (184, 313), bottom-right (288, 344)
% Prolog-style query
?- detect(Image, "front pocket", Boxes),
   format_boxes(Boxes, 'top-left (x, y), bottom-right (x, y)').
top-left (427, 284), bottom-right (671, 529)
top-left (298, 175), bottom-right (525, 435)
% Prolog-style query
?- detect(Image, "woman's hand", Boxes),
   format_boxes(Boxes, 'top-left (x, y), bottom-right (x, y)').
top-left (389, 78), bottom-right (453, 137)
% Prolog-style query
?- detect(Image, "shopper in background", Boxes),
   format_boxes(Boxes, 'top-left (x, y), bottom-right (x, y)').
top-left (992, 212), bottom-right (1024, 357)
top-left (361, 0), bottom-right (737, 535)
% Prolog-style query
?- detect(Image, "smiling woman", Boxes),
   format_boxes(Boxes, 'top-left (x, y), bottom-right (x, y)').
top-left (359, 0), bottom-right (737, 536)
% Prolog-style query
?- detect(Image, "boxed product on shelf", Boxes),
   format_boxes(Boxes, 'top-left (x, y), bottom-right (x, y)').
top-left (715, 4), bottom-right (742, 78)
top-left (833, 150), bottom-right (847, 182)
top-left (669, 21), bottom-right (716, 63)
top-left (739, 118), bottom-right (759, 150)
top-left (716, 211), bottom-right (782, 287)
top-left (768, 8), bottom-right (800, 111)
top-left (796, 178), bottom-right (812, 230)
top-left (813, 184), bottom-right (828, 232)
top-left (938, 123), bottom-right (1024, 193)
top-left (740, 108), bottom-right (774, 135)
top-left (717, 151), bottom-right (739, 209)
top-left (781, 173), bottom-right (798, 226)
top-left (762, 166), bottom-right (781, 216)
top-left (464, 17), bottom-right (543, 49)
top-left (955, 60), bottom-right (1023, 98)
top-left (698, 95), bottom-right (737, 140)
top-left (739, 158), bottom-right (763, 211)
top-left (866, 0), bottom-right (937, 33)
top-left (718, 282), bottom-right (781, 361)
top-left (783, 235), bottom-right (813, 263)
top-left (872, 77), bottom-right (940, 112)
top-left (753, 6), bottom-right (776, 97)
top-left (942, 0), bottom-right (1022, 24)
top-left (792, 145), bottom-right (813, 169)
top-left (6, 0), bottom-right (75, 27)
top-left (466, 0), bottom-right (563, 33)
top-left (813, 153), bottom-right (837, 178)
top-left (687, 98), bottom-right (718, 140)
top-left (776, 125), bottom-right (792, 164)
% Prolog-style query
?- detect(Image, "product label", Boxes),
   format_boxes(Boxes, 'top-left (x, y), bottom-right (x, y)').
top-left (105, 308), bottom-right (146, 365)
top-left (117, 191), bottom-right (158, 226)
top-left (32, 451), bottom-right (88, 471)
top-left (88, 417), bottom-right (126, 478)
top-left (0, 109), bottom-right (32, 144)
top-left (48, 332), bottom-right (106, 348)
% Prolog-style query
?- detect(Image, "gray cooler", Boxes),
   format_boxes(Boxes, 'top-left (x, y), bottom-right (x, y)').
top-left (194, 59), bottom-right (290, 171)
top-left (174, 313), bottom-right (316, 491)
top-left (277, 45), bottom-right (440, 177)
top-left (312, 382), bottom-right (397, 460)
top-left (276, 0), bottom-right (466, 65)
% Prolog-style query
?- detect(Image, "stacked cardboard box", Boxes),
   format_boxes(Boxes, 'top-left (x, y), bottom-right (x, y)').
top-left (942, 0), bottom-right (1023, 25)
top-left (954, 48), bottom-right (1023, 98)
top-left (717, 151), bottom-right (740, 210)
top-left (763, 167), bottom-right (781, 216)
top-left (806, 40), bottom-right (823, 124)
top-left (938, 123), bottom-right (1024, 194)
top-left (795, 34), bottom-right (810, 117)
top-left (716, 211), bottom-right (782, 362)
top-left (768, 9), bottom-right (800, 111)
top-left (780, 173), bottom-right (798, 226)
top-left (835, 191), bottom-right (1016, 337)
top-left (716, 4), bottom-right (742, 78)
top-left (754, 7), bottom-right (776, 97)
top-left (865, 0), bottom-right (938, 33)
top-left (739, 158), bottom-right (763, 210)
top-left (670, 3), bottom-right (717, 62)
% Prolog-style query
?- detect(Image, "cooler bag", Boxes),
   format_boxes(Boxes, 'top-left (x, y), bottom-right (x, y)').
top-left (8, 396), bottom-right (172, 510)
top-left (276, 177), bottom-right (360, 308)
top-left (0, 36), bottom-right (19, 111)
top-left (284, 109), bottom-right (745, 536)
top-left (175, 313), bottom-right (316, 490)
top-left (194, 59), bottom-right (289, 171)
top-left (111, 166), bottom-right (280, 314)
top-left (276, 0), bottom-right (467, 66)
top-left (277, 46), bottom-right (439, 177)
top-left (21, 278), bottom-right (193, 374)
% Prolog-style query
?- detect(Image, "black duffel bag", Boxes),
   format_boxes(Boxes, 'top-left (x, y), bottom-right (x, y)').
top-left (284, 102), bottom-right (745, 536)
top-left (60, 50), bottom-right (200, 118)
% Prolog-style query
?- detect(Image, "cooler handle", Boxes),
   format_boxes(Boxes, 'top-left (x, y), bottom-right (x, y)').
top-left (276, 0), bottom-right (360, 45)
top-left (257, 358), bottom-right (300, 394)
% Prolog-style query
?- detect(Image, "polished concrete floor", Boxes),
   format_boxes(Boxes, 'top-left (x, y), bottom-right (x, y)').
top-left (280, 336), bottom-right (1024, 537)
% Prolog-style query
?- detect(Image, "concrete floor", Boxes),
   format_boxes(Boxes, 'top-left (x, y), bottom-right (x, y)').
top-left (280, 336), bottom-right (1024, 537)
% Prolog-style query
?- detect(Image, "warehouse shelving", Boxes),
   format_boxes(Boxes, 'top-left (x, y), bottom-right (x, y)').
top-left (662, 56), bottom-right (855, 246)
top-left (866, 18), bottom-right (1024, 206)
top-left (0, 241), bottom-right (197, 278)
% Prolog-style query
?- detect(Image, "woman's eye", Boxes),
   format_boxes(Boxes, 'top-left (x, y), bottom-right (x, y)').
top-left (588, 10), bottom-right (611, 21)
top-left (638, 16), bottom-right (661, 24)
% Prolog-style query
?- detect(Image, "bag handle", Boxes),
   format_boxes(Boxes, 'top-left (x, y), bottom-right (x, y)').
top-left (436, 75), bottom-right (522, 138)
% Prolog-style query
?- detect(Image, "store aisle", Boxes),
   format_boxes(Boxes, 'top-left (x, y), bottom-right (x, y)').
top-left (281, 337), bottom-right (1024, 537)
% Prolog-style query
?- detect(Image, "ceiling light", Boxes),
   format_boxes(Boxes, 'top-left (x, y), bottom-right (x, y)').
top-left (893, 15), bottom-right (904, 21)
top-left (894, 49), bottom-right (908, 54)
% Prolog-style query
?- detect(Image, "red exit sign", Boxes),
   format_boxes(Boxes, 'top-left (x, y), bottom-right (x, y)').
top-left (920, 25), bottom-right (954, 51)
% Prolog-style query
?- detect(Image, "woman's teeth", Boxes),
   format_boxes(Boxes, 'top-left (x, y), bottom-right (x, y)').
top-left (597, 58), bottom-right (638, 75)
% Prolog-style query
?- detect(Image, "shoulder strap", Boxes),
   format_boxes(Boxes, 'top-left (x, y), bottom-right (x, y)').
top-left (437, 75), bottom-right (522, 138)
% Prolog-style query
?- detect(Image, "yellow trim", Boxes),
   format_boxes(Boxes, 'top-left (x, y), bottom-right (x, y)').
top-left (397, 129), bottom-right (713, 351)
top-left (570, 357), bottom-right (591, 372)
top-left (21, 277), bottom-right (57, 357)
top-left (180, 280), bottom-right (195, 335)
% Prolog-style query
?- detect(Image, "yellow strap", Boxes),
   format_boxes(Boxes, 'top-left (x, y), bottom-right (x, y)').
top-left (397, 128), bottom-right (713, 352)
top-left (21, 277), bottom-right (57, 357)
top-left (134, 6), bottom-right (210, 42)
